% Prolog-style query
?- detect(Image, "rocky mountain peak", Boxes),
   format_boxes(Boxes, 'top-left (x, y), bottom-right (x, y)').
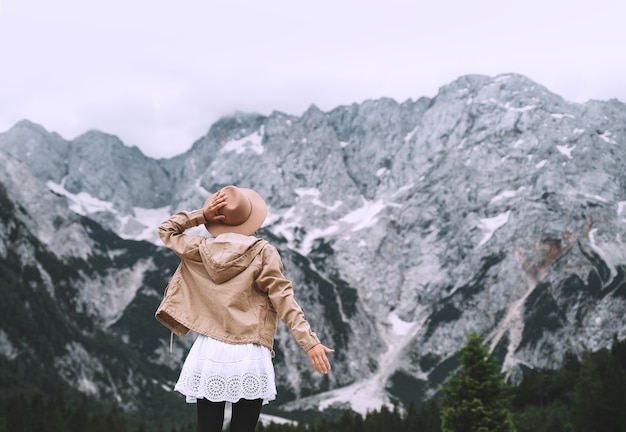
top-left (64, 129), bottom-right (172, 210)
top-left (0, 120), bottom-right (70, 183)
top-left (204, 111), bottom-right (267, 145)
top-left (1, 73), bottom-right (625, 418)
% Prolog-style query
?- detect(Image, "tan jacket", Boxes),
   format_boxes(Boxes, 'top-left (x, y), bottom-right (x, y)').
top-left (155, 209), bottom-right (320, 352)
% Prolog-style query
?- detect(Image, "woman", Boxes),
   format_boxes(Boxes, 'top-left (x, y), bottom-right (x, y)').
top-left (156, 185), bottom-right (334, 432)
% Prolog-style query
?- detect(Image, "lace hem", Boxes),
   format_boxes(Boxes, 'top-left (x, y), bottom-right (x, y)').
top-left (175, 371), bottom-right (276, 404)
top-left (173, 334), bottom-right (277, 404)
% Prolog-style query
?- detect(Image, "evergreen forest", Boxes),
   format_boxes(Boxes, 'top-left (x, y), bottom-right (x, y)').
top-left (1, 335), bottom-right (625, 432)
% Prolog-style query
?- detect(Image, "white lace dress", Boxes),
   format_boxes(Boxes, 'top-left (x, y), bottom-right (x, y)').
top-left (174, 334), bottom-right (277, 404)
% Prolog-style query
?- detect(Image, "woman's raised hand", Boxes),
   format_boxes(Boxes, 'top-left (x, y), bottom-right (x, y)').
top-left (203, 190), bottom-right (228, 222)
top-left (307, 343), bottom-right (334, 374)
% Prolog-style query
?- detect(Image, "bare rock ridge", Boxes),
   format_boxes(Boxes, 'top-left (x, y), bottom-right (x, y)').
top-left (0, 73), bottom-right (624, 416)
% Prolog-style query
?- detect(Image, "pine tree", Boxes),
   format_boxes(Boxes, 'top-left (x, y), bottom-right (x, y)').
top-left (440, 332), bottom-right (517, 432)
top-left (573, 348), bottom-right (626, 432)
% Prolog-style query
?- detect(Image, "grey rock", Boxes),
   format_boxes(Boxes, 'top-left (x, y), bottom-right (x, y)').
top-left (2, 72), bottom-right (625, 415)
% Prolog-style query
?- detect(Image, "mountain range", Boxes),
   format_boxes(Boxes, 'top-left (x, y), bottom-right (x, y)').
top-left (0, 73), bottom-right (625, 422)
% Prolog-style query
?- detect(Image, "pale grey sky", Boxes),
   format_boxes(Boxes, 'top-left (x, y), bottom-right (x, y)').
top-left (1, 0), bottom-right (625, 159)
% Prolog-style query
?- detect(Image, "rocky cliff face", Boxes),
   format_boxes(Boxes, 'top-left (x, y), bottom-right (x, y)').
top-left (0, 73), bottom-right (625, 416)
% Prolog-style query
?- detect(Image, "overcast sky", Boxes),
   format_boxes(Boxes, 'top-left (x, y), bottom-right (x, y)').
top-left (1, 0), bottom-right (625, 159)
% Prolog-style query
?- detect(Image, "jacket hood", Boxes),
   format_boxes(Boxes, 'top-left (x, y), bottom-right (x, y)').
top-left (199, 232), bottom-right (267, 284)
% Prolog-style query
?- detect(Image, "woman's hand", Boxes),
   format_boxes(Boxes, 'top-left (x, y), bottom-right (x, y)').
top-left (203, 190), bottom-right (228, 222)
top-left (307, 343), bottom-right (334, 374)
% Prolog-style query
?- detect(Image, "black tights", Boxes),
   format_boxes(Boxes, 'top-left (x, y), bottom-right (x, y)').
top-left (197, 398), bottom-right (263, 432)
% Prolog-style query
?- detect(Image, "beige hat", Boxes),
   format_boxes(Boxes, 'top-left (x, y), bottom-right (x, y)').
top-left (204, 185), bottom-right (268, 236)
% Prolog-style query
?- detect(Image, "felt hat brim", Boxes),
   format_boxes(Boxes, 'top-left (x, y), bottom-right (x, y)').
top-left (204, 186), bottom-right (268, 236)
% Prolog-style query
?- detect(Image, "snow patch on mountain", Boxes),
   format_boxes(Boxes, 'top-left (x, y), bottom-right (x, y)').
top-left (404, 125), bottom-right (419, 143)
top-left (551, 113), bottom-right (576, 119)
top-left (340, 198), bottom-right (386, 232)
top-left (0, 330), bottom-right (18, 360)
top-left (588, 228), bottom-right (626, 279)
top-left (272, 191), bottom-right (389, 253)
top-left (598, 130), bottom-right (617, 144)
top-left (47, 181), bottom-right (168, 245)
top-left (293, 311), bottom-right (425, 415)
top-left (221, 126), bottom-right (265, 155)
top-left (126, 206), bottom-right (171, 243)
top-left (300, 226), bottom-right (340, 255)
top-left (478, 211), bottom-right (511, 246)
top-left (294, 188), bottom-right (343, 212)
top-left (48, 181), bottom-right (115, 214)
top-left (489, 187), bottom-right (525, 205)
top-left (556, 144), bottom-right (576, 158)
top-left (618, 201), bottom-right (626, 219)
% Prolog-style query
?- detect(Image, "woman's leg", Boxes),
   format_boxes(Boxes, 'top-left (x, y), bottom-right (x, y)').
top-left (197, 399), bottom-right (226, 432)
top-left (230, 398), bottom-right (263, 432)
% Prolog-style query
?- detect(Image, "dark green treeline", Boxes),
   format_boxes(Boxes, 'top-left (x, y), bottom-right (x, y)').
top-left (0, 394), bottom-right (194, 432)
top-left (1, 336), bottom-right (625, 432)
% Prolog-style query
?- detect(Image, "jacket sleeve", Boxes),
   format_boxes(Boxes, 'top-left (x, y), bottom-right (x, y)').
top-left (255, 244), bottom-right (321, 352)
top-left (157, 209), bottom-right (207, 260)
